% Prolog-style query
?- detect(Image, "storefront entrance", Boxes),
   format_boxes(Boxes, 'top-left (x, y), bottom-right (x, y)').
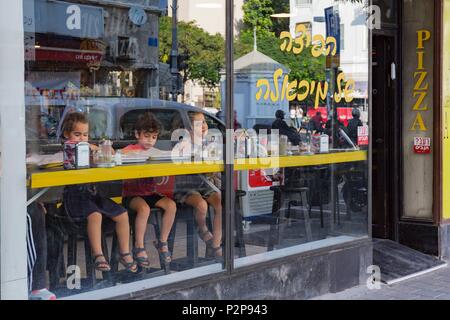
top-left (372, 33), bottom-right (398, 240)
top-left (371, 19), bottom-right (447, 284)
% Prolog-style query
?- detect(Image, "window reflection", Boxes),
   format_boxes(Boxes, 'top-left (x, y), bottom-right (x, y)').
top-left (24, 0), bottom-right (226, 298)
top-left (23, 0), bottom-right (370, 298)
top-left (232, 0), bottom-right (369, 265)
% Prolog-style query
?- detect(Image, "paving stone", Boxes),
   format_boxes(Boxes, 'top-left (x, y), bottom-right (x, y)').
top-left (312, 266), bottom-right (450, 300)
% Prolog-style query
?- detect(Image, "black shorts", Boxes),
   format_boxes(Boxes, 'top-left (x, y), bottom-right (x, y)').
top-left (64, 185), bottom-right (126, 219)
top-left (122, 194), bottom-right (166, 210)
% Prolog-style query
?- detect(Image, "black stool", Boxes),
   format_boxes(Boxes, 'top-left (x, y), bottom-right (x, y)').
top-left (268, 182), bottom-right (312, 251)
top-left (47, 204), bottom-right (113, 291)
top-left (342, 166), bottom-right (368, 220)
top-left (169, 203), bottom-right (210, 271)
top-left (309, 166), bottom-right (329, 228)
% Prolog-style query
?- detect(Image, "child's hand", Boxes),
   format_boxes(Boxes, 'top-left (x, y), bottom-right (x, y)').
top-left (89, 144), bottom-right (99, 152)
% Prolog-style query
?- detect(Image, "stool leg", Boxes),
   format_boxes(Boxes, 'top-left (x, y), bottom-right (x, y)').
top-left (110, 232), bottom-right (119, 273)
top-left (334, 176), bottom-right (340, 225)
top-left (101, 233), bottom-right (112, 282)
top-left (49, 232), bottom-right (64, 290)
top-left (337, 185), bottom-right (341, 225)
top-left (167, 218), bottom-right (176, 259)
top-left (187, 215), bottom-right (198, 265)
top-left (268, 188), bottom-right (282, 251)
top-left (320, 202), bottom-right (324, 228)
top-left (301, 191), bottom-right (313, 242)
top-left (84, 239), bottom-right (96, 288)
top-left (234, 198), bottom-right (246, 258)
top-left (67, 235), bottom-right (77, 268)
top-left (276, 195), bottom-right (289, 248)
top-left (308, 195), bottom-right (313, 219)
top-left (318, 186), bottom-right (324, 228)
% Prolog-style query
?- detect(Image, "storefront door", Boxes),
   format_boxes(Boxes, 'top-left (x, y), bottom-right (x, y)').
top-left (372, 34), bottom-right (397, 239)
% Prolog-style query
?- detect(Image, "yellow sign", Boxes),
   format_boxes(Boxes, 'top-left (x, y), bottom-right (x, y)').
top-left (410, 30), bottom-right (431, 132)
top-left (255, 68), bottom-right (354, 108)
top-left (255, 25), bottom-right (353, 108)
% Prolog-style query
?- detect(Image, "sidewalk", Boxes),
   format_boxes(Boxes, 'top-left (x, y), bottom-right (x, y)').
top-left (312, 265), bottom-right (450, 300)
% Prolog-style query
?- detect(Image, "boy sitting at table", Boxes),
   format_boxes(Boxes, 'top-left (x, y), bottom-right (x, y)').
top-left (121, 112), bottom-right (177, 269)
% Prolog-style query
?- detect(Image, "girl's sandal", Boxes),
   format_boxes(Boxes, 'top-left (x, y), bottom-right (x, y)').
top-left (154, 240), bottom-right (172, 265)
top-left (133, 247), bottom-right (151, 269)
top-left (119, 252), bottom-right (138, 273)
top-left (198, 230), bottom-right (214, 247)
top-left (93, 254), bottom-right (111, 272)
top-left (206, 245), bottom-right (223, 262)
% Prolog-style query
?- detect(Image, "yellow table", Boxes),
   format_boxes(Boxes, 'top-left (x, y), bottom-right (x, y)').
top-left (29, 150), bottom-right (367, 189)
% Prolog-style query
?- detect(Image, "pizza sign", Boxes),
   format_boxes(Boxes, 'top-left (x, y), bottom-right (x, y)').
top-left (413, 137), bottom-right (431, 154)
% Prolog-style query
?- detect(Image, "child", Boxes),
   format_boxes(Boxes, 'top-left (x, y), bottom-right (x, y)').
top-left (121, 112), bottom-right (177, 269)
top-left (61, 112), bottom-right (137, 273)
top-left (174, 112), bottom-right (223, 260)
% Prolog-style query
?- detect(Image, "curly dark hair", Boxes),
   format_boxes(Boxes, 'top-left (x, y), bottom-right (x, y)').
top-left (61, 112), bottom-right (88, 139)
top-left (135, 112), bottom-right (162, 134)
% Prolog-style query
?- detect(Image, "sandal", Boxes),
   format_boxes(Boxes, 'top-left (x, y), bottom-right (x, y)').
top-left (206, 245), bottom-right (223, 262)
top-left (133, 247), bottom-right (151, 269)
top-left (154, 240), bottom-right (172, 265)
top-left (199, 229), bottom-right (219, 259)
top-left (119, 252), bottom-right (138, 273)
top-left (93, 254), bottom-right (111, 272)
top-left (198, 229), bottom-right (214, 247)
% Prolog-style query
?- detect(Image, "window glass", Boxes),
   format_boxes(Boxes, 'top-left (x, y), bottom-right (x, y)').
top-left (232, 0), bottom-right (369, 267)
top-left (373, 0), bottom-right (397, 25)
top-left (24, 0), bottom-right (226, 298)
top-left (120, 109), bottom-right (185, 149)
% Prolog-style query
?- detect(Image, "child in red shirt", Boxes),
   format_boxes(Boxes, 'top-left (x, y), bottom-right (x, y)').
top-left (122, 112), bottom-right (176, 270)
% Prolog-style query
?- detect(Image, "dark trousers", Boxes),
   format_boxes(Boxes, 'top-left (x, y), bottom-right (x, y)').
top-left (27, 203), bottom-right (48, 291)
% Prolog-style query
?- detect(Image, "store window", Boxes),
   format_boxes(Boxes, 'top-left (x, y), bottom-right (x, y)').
top-left (24, 0), bottom-right (226, 298)
top-left (20, 0), bottom-right (369, 299)
top-left (232, 0), bottom-right (369, 267)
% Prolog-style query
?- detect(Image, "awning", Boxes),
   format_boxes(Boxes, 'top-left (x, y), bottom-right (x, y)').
top-left (33, 46), bottom-right (103, 64)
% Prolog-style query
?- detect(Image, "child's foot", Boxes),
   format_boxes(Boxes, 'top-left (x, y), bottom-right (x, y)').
top-left (93, 254), bottom-right (111, 272)
top-left (119, 252), bottom-right (138, 273)
top-left (206, 245), bottom-right (223, 262)
top-left (29, 288), bottom-right (57, 300)
top-left (133, 247), bottom-right (151, 269)
top-left (198, 229), bottom-right (213, 245)
top-left (154, 240), bottom-right (172, 268)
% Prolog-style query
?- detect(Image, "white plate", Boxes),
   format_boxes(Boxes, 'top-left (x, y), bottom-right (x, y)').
top-left (149, 155), bottom-right (191, 161)
top-left (121, 157), bottom-right (149, 163)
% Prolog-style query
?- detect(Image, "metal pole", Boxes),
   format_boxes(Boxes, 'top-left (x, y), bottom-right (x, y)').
top-left (171, 0), bottom-right (179, 101)
top-left (225, 0), bottom-right (235, 274)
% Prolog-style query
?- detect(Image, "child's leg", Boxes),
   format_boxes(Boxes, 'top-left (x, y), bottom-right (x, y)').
top-left (206, 192), bottom-right (222, 249)
top-left (87, 212), bottom-right (104, 257)
top-left (87, 212), bottom-right (111, 270)
top-left (128, 197), bottom-right (150, 251)
top-left (184, 194), bottom-right (212, 242)
top-left (155, 197), bottom-right (177, 245)
top-left (110, 211), bottom-right (134, 264)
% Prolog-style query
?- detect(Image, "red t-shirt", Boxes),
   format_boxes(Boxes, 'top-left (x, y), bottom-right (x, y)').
top-left (122, 144), bottom-right (156, 197)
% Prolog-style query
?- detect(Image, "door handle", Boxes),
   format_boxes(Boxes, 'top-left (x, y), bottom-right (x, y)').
top-left (376, 138), bottom-right (384, 144)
